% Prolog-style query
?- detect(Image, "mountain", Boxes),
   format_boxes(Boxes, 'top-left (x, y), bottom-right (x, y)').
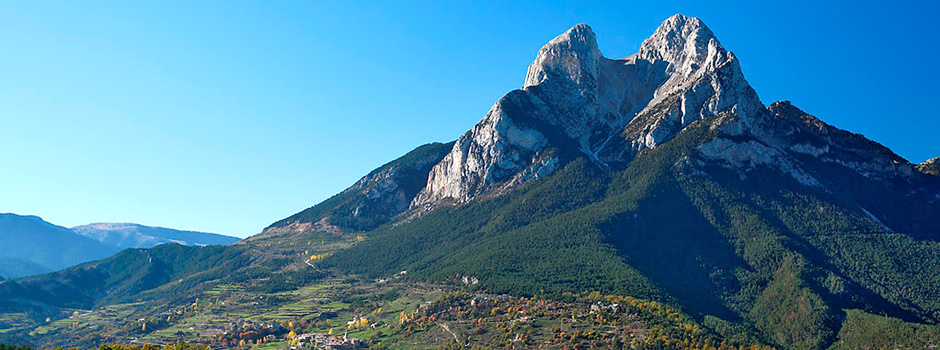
top-left (0, 214), bottom-right (120, 279)
top-left (1, 14), bottom-right (938, 350)
top-left (279, 15), bottom-right (940, 349)
top-left (71, 223), bottom-right (240, 249)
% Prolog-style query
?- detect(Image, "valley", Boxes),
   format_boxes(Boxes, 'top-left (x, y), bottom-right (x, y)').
top-left (0, 229), bottom-right (776, 349)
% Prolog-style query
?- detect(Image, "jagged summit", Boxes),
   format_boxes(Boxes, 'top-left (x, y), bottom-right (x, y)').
top-left (637, 14), bottom-right (722, 68)
top-left (272, 14), bottom-right (938, 235)
top-left (634, 14), bottom-right (757, 120)
top-left (524, 23), bottom-right (601, 90)
top-left (411, 14), bottom-right (763, 208)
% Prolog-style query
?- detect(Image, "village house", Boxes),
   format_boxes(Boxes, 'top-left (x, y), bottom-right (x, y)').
top-left (292, 332), bottom-right (365, 350)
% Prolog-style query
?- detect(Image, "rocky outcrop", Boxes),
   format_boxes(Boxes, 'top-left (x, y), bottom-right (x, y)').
top-left (696, 137), bottom-right (823, 187)
top-left (410, 93), bottom-right (554, 207)
top-left (917, 157), bottom-right (940, 176)
top-left (764, 101), bottom-right (917, 183)
top-left (676, 99), bottom-right (933, 195)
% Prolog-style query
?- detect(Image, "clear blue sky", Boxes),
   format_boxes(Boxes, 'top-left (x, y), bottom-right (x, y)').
top-left (2, 1), bottom-right (937, 238)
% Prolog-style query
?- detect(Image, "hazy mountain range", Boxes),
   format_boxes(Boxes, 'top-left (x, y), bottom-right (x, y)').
top-left (0, 213), bottom-right (239, 279)
top-left (72, 222), bottom-right (241, 249)
top-left (0, 14), bottom-right (937, 349)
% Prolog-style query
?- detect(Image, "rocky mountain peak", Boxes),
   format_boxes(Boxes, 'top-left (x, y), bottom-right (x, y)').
top-left (638, 14), bottom-right (723, 67)
top-left (524, 23), bottom-right (601, 90)
top-left (411, 15), bottom-right (765, 209)
top-left (634, 14), bottom-right (754, 120)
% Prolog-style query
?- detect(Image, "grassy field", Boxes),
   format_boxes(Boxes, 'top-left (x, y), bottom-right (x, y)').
top-left (0, 313), bottom-right (32, 335)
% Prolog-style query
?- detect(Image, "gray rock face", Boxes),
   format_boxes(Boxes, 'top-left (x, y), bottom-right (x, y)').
top-left (412, 15), bottom-right (765, 208)
top-left (696, 137), bottom-right (823, 187)
top-left (345, 150), bottom-right (445, 217)
top-left (628, 15), bottom-right (764, 149)
top-left (675, 99), bottom-right (932, 193)
top-left (410, 92), bottom-right (553, 207)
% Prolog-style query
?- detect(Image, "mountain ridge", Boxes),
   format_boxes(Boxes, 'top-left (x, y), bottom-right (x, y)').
top-left (0, 213), bottom-right (240, 279)
top-left (0, 213), bottom-right (120, 279)
top-left (72, 222), bottom-right (240, 249)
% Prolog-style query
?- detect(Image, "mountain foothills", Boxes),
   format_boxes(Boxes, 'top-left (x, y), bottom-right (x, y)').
top-left (0, 214), bottom-right (239, 279)
top-left (2, 15), bottom-right (939, 350)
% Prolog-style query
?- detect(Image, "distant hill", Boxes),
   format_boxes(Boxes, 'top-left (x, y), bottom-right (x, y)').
top-left (72, 223), bottom-right (240, 249)
top-left (0, 214), bottom-right (120, 279)
top-left (0, 243), bottom-right (252, 311)
top-left (0, 215), bottom-right (240, 279)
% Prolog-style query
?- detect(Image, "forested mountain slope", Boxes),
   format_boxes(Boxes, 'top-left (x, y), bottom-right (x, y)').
top-left (324, 113), bottom-right (939, 349)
